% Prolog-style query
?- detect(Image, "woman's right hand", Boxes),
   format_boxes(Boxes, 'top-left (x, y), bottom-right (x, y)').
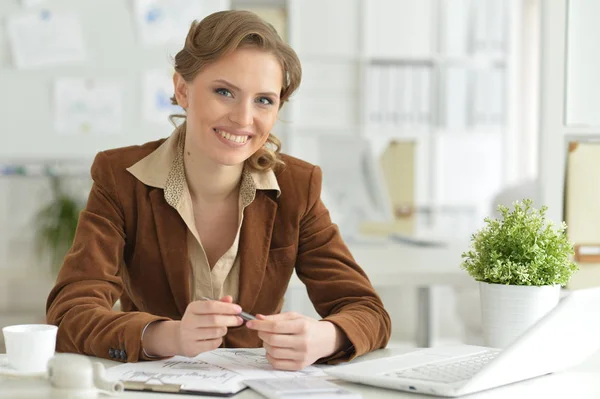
top-left (142, 295), bottom-right (243, 358)
top-left (178, 295), bottom-right (244, 356)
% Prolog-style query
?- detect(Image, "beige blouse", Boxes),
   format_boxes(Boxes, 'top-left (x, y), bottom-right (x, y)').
top-left (128, 126), bottom-right (280, 303)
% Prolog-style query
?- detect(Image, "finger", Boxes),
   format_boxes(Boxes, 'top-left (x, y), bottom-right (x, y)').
top-left (257, 331), bottom-right (299, 349)
top-left (194, 315), bottom-right (243, 328)
top-left (188, 300), bottom-right (241, 315)
top-left (263, 342), bottom-right (304, 361)
top-left (256, 312), bottom-right (303, 322)
top-left (246, 318), bottom-right (307, 334)
top-left (265, 352), bottom-right (304, 371)
top-left (219, 295), bottom-right (233, 303)
top-left (181, 337), bottom-right (222, 357)
top-left (196, 326), bottom-right (228, 340)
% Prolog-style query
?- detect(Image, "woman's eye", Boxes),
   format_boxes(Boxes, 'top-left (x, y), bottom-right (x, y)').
top-left (257, 97), bottom-right (273, 106)
top-left (215, 88), bottom-right (232, 97)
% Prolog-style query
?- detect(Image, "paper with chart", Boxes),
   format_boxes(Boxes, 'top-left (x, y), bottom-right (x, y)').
top-left (6, 10), bottom-right (86, 69)
top-left (105, 356), bottom-right (247, 394)
top-left (106, 348), bottom-right (328, 394)
top-left (132, 0), bottom-right (229, 46)
top-left (142, 69), bottom-right (184, 125)
top-left (53, 78), bottom-right (123, 135)
top-left (195, 348), bottom-right (328, 379)
top-left (20, 0), bottom-right (47, 7)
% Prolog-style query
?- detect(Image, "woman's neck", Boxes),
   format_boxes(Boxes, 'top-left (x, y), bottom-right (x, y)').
top-left (183, 151), bottom-right (243, 205)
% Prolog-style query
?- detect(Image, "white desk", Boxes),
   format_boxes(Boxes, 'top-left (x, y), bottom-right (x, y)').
top-left (2, 348), bottom-right (600, 398)
top-left (288, 239), bottom-right (476, 347)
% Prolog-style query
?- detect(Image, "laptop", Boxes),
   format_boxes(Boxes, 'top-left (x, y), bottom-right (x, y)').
top-left (325, 287), bottom-right (600, 397)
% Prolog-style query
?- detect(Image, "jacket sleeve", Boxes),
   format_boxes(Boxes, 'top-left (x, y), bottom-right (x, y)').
top-left (294, 165), bottom-right (392, 364)
top-left (46, 151), bottom-right (169, 362)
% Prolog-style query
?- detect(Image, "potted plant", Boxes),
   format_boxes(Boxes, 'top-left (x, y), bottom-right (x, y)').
top-left (34, 175), bottom-right (82, 276)
top-left (461, 199), bottom-right (578, 348)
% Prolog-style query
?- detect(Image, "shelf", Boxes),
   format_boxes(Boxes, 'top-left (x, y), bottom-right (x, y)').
top-left (367, 55), bottom-right (506, 69)
top-left (413, 200), bottom-right (479, 211)
top-left (361, 129), bottom-right (432, 141)
top-left (564, 129), bottom-right (600, 137)
top-left (297, 54), bottom-right (505, 67)
top-left (288, 126), bottom-right (362, 135)
top-left (295, 53), bottom-right (362, 63)
top-left (0, 160), bottom-right (90, 178)
top-left (366, 56), bottom-right (436, 66)
top-left (434, 56), bottom-right (506, 69)
top-left (288, 126), bottom-right (506, 138)
top-left (231, 0), bottom-right (286, 6)
top-left (432, 128), bottom-right (504, 136)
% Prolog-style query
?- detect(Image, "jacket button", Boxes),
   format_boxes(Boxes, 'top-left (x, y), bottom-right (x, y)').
top-left (108, 348), bottom-right (115, 358)
top-left (120, 350), bottom-right (127, 360)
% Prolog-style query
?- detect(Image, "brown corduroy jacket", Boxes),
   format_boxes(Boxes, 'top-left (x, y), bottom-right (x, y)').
top-left (46, 138), bottom-right (391, 364)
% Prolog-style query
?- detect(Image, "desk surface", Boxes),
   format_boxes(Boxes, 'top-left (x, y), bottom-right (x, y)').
top-left (2, 348), bottom-right (600, 399)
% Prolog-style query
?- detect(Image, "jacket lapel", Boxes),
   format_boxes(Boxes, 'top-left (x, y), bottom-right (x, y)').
top-left (238, 191), bottom-right (278, 313)
top-left (149, 189), bottom-right (191, 316)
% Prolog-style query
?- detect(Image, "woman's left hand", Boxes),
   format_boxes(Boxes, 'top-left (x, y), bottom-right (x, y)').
top-left (245, 312), bottom-right (347, 371)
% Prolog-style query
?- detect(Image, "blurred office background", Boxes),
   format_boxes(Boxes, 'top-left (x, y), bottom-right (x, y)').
top-left (2, 0), bottom-right (596, 352)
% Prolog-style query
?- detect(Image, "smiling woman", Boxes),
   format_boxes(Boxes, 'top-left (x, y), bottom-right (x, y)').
top-left (46, 10), bottom-right (391, 371)
top-left (169, 10), bottom-right (300, 172)
top-left (173, 47), bottom-right (283, 168)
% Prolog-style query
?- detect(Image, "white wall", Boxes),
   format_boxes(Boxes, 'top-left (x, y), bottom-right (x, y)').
top-left (505, 0), bottom-right (540, 184)
top-left (565, 0), bottom-right (600, 127)
top-left (538, 0), bottom-right (566, 223)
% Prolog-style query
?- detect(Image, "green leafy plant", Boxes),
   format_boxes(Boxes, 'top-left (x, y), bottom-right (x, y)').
top-left (34, 175), bottom-right (82, 274)
top-left (461, 199), bottom-right (578, 286)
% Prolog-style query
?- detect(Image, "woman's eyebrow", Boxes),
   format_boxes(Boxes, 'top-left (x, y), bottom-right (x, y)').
top-left (213, 78), bottom-right (279, 98)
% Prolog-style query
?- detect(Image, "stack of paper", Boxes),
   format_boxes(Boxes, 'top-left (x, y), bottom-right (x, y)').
top-left (105, 348), bottom-right (328, 396)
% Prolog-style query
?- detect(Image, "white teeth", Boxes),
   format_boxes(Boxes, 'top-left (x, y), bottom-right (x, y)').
top-left (216, 129), bottom-right (248, 144)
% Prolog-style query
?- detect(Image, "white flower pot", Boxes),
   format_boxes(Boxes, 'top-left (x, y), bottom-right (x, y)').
top-left (479, 282), bottom-right (561, 349)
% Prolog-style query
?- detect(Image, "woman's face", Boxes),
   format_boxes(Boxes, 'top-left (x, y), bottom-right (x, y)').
top-left (174, 47), bottom-right (283, 167)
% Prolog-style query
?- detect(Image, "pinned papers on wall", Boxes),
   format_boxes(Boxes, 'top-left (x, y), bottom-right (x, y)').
top-left (6, 10), bottom-right (86, 69)
top-left (20, 0), bottom-right (47, 8)
top-left (53, 78), bottom-right (123, 135)
top-left (132, 0), bottom-right (230, 46)
top-left (142, 69), bottom-right (184, 125)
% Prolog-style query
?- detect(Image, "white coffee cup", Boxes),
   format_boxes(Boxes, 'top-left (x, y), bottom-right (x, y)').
top-left (2, 324), bottom-right (58, 373)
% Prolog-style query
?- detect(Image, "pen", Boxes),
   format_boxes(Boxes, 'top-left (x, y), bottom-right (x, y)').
top-left (200, 296), bottom-right (257, 321)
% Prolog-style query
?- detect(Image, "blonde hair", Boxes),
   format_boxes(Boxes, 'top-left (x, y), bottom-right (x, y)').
top-left (170, 10), bottom-right (302, 171)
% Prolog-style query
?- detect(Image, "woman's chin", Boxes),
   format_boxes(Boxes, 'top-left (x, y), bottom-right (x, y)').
top-left (213, 153), bottom-right (250, 167)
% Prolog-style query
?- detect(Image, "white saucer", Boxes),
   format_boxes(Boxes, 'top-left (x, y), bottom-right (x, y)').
top-left (0, 355), bottom-right (47, 378)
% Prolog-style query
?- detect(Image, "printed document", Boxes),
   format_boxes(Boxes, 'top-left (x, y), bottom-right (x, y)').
top-left (6, 11), bottom-right (86, 69)
top-left (105, 348), bottom-right (328, 395)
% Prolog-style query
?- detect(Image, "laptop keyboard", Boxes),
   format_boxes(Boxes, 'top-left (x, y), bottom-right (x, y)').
top-left (384, 350), bottom-right (501, 384)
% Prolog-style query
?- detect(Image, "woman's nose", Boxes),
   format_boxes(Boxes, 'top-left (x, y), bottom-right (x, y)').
top-left (228, 101), bottom-right (253, 127)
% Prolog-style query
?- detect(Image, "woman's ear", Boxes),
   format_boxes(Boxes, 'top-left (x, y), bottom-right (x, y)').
top-left (173, 72), bottom-right (189, 109)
